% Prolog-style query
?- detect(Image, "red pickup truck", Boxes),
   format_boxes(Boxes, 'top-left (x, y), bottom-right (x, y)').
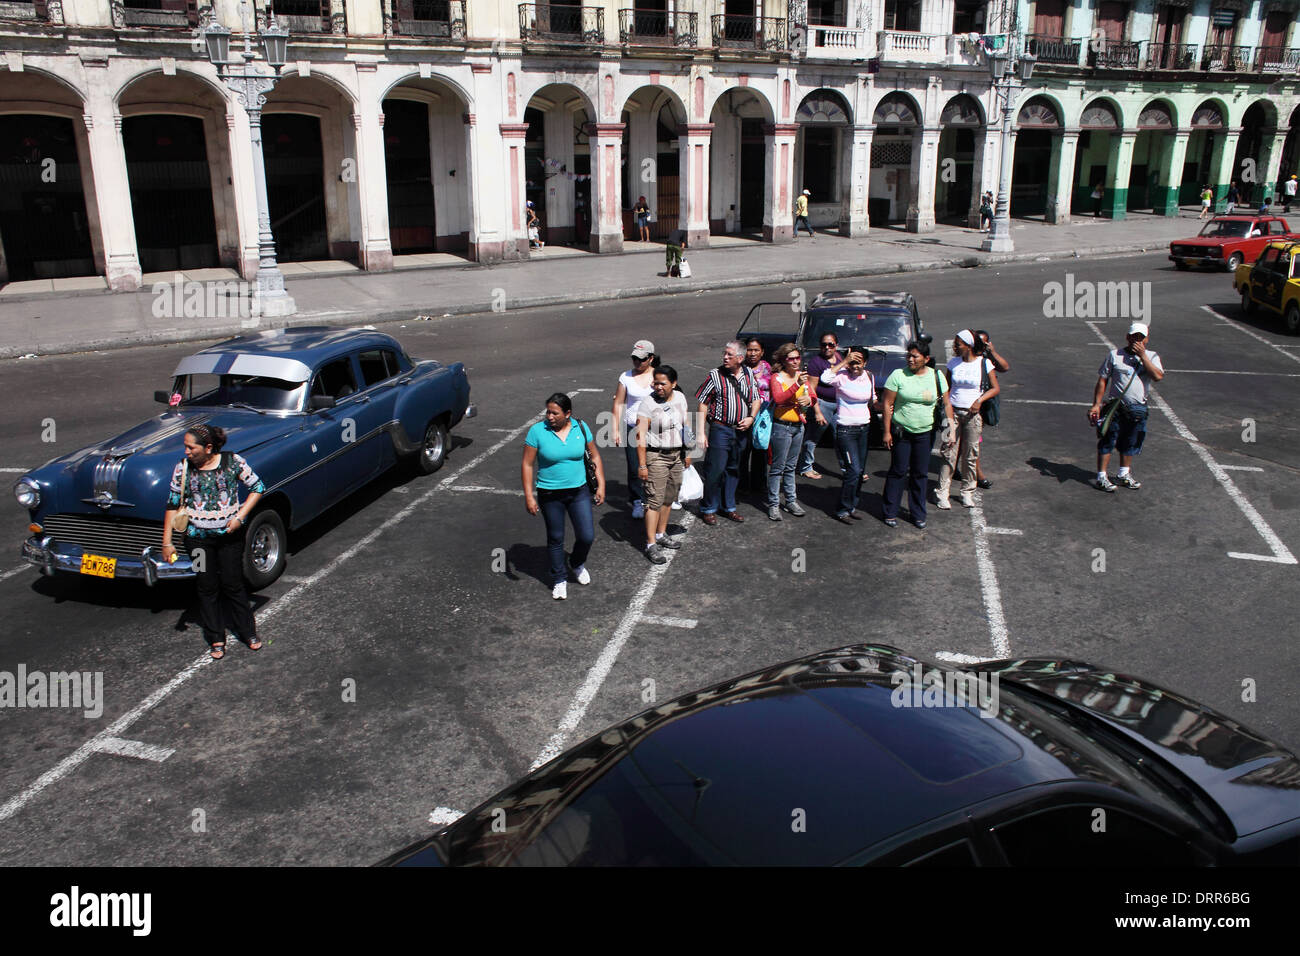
top-left (1169, 216), bottom-right (1295, 271)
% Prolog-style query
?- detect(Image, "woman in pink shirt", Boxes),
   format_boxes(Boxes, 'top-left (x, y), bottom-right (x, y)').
top-left (820, 347), bottom-right (878, 523)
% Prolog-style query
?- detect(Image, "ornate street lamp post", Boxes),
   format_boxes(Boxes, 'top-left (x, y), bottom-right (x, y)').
top-left (981, 43), bottom-right (1036, 254)
top-left (202, 2), bottom-right (296, 317)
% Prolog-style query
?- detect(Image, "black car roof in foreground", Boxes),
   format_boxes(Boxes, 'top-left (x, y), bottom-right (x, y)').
top-left (381, 645), bottom-right (1298, 866)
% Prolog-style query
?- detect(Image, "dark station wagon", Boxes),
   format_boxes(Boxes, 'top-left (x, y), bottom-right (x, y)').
top-left (15, 327), bottom-right (475, 590)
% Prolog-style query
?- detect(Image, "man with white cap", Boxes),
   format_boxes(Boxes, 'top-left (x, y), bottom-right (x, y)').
top-left (794, 188), bottom-right (814, 239)
top-left (1088, 321), bottom-right (1164, 492)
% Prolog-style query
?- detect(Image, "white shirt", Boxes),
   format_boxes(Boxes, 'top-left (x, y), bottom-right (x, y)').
top-left (1287, 180), bottom-right (1298, 197)
top-left (618, 369), bottom-right (654, 426)
top-left (819, 368), bottom-right (876, 425)
top-left (1099, 349), bottom-right (1163, 407)
top-left (636, 390), bottom-right (688, 448)
top-left (946, 356), bottom-right (994, 410)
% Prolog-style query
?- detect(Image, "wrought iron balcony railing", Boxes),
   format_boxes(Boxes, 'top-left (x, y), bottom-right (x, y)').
top-left (1256, 46), bottom-right (1300, 74)
top-left (519, 3), bottom-right (605, 43)
top-left (271, 0), bottom-right (330, 33)
top-left (1146, 41), bottom-right (1198, 70)
top-left (110, 0), bottom-right (193, 28)
top-left (711, 14), bottom-right (786, 50)
top-left (1201, 43), bottom-right (1252, 72)
top-left (618, 8), bottom-right (696, 47)
top-left (1026, 33), bottom-right (1081, 65)
top-left (394, 0), bottom-right (465, 38)
top-left (1091, 39), bottom-right (1141, 68)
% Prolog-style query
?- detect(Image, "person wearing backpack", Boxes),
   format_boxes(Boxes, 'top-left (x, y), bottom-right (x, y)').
top-left (820, 347), bottom-right (877, 523)
top-left (880, 341), bottom-right (954, 529)
top-left (161, 424), bottom-right (265, 660)
top-left (936, 330), bottom-right (999, 510)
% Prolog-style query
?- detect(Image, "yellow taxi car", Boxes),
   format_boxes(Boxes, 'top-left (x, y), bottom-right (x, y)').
top-left (1233, 239), bottom-right (1300, 334)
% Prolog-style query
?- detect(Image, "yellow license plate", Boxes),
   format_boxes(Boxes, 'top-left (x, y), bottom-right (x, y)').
top-left (79, 553), bottom-right (117, 578)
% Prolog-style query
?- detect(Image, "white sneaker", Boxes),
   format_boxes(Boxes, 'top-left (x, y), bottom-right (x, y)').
top-left (631, 500), bottom-right (645, 519)
top-left (573, 564), bottom-right (591, 585)
top-left (671, 500), bottom-right (682, 510)
top-left (552, 581), bottom-right (567, 600)
top-left (960, 492), bottom-right (975, 508)
top-left (935, 497), bottom-right (951, 510)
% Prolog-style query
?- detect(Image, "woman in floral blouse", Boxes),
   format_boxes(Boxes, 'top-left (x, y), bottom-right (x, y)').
top-left (741, 337), bottom-right (773, 494)
top-left (162, 423), bottom-right (265, 660)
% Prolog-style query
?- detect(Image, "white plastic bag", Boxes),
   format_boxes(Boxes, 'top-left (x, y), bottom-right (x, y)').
top-left (678, 257), bottom-right (692, 278)
top-left (678, 464), bottom-right (703, 502)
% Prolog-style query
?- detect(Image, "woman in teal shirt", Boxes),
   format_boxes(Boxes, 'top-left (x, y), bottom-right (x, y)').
top-left (522, 393), bottom-right (606, 600)
top-left (880, 341), bottom-right (954, 529)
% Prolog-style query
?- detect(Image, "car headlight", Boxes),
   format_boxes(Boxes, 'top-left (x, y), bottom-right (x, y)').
top-left (13, 478), bottom-right (39, 510)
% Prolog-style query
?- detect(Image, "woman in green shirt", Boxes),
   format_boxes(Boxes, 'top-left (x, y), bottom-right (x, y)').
top-left (880, 341), bottom-right (954, 529)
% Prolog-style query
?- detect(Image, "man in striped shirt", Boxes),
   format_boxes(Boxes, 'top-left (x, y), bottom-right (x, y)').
top-left (694, 340), bottom-right (762, 525)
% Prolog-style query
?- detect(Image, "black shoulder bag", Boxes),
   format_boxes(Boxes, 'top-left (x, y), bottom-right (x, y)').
top-left (577, 420), bottom-right (599, 493)
top-left (979, 360), bottom-right (1000, 427)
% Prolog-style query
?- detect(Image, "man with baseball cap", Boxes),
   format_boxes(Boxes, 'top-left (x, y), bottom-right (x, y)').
top-left (1285, 173), bottom-right (1297, 213)
top-left (1088, 321), bottom-right (1164, 493)
top-left (794, 188), bottom-right (814, 239)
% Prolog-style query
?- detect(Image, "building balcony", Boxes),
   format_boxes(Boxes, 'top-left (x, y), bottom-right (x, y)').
top-left (0, 0), bottom-right (43, 20)
top-left (1201, 43), bottom-right (1253, 72)
top-left (519, 3), bottom-right (605, 44)
top-left (802, 24), bottom-right (868, 58)
top-left (711, 14), bottom-right (787, 51)
top-left (876, 30), bottom-right (945, 63)
top-left (1090, 39), bottom-right (1141, 69)
top-left (617, 8), bottom-right (696, 47)
top-left (110, 0), bottom-right (192, 28)
top-left (1027, 34), bottom-right (1082, 65)
top-left (1146, 41), bottom-right (1198, 70)
top-left (269, 0), bottom-right (338, 33)
top-left (1256, 46), bottom-right (1300, 74)
top-left (393, 0), bottom-right (465, 38)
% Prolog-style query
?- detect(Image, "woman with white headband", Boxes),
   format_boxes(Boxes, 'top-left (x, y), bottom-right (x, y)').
top-left (936, 329), bottom-right (999, 510)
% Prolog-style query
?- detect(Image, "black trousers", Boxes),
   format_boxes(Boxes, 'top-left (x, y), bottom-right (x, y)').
top-left (185, 532), bottom-right (257, 645)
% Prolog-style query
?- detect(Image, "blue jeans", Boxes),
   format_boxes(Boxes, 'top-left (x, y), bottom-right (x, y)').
top-left (767, 419), bottom-right (803, 508)
top-left (538, 485), bottom-right (594, 586)
top-left (882, 428), bottom-right (932, 521)
top-left (835, 424), bottom-right (870, 516)
top-left (701, 422), bottom-right (748, 515)
top-left (798, 399), bottom-right (837, 473)
top-left (623, 422), bottom-right (645, 505)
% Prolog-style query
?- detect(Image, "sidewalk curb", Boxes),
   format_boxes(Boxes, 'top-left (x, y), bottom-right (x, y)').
top-left (1, 240), bottom-right (1160, 360)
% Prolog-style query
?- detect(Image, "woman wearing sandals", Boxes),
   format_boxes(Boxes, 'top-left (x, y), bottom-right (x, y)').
top-left (161, 424), bottom-right (265, 660)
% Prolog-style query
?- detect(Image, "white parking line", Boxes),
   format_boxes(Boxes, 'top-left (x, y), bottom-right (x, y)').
top-left (967, 494), bottom-right (1011, 658)
top-left (1164, 369), bottom-right (1300, 377)
top-left (0, 408), bottom-right (546, 824)
top-left (981, 526), bottom-right (1024, 536)
top-left (0, 468), bottom-right (28, 473)
top-left (936, 652), bottom-right (993, 665)
top-left (445, 485), bottom-right (525, 496)
top-left (90, 737), bottom-right (175, 763)
top-left (0, 564), bottom-right (33, 583)
top-left (1201, 306), bottom-right (1300, 366)
top-left (641, 615), bottom-right (698, 628)
top-left (1086, 320), bottom-right (1296, 565)
top-left (1221, 465), bottom-right (1265, 472)
top-left (427, 806), bottom-right (465, 826)
top-left (531, 513), bottom-right (697, 771)
top-left (1003, 399), bottom-right (1089, 406)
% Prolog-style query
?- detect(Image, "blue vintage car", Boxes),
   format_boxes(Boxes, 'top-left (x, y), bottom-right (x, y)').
top-left (14, 326), bottom-right (475, 590)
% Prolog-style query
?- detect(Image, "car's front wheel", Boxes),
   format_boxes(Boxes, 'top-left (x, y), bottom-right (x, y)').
top-left (1226, 252), bottom-right (1244, 270)
top-left (415, 418), bottom-right (449, 474)
top-left (1286, 302), bottom-right (1300, 336)
top-left (243, 509), bottom-right (287, 591)
top-left (1174, 259), bottom-right (1189, 271)
top-left (1241, 287), bottom-right (1256, 315)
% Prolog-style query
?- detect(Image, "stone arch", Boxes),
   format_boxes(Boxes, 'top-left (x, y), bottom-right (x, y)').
top-left (794, 89), bottom-right (851, 227)
top-left (872, 91), bottom-right (922, 127)
top-left (1016, 94), bottom-right (1065, 129)
top-left (0, 67), bottom-right (86, 111)
top-left (708, 87), bottom-right (774, 233)
top-left (940, 93), bottom-right (986, 128)
top-left (1137, 98), bottom-right (1177, 130)
top-left (703, 84), bottom-right (776, 125)
top-left (1079, 96), bottom-right (1123, 130)
top-left (378, 70), bottom-right (471, 111)
top-left (1234, 97), bottom-right (1278, 130)
top-left (518, 79), bottom-right (598, 125)
top-left (277, 67), bottom-right (360, 109)
top-left (113, 65), bottom-right (230, 110)
top-left (796, 88), bottom-right (852, 126)
top-left (1191, 99), bottom-right (1229, 129)
top-left (621, 85), bottom-right (690, 240)
top-left (524, 83), bottom-right (602, 247)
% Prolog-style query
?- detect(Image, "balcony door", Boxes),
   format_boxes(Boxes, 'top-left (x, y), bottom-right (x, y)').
top-left (882, 0), bottom-right (920, 32)
top-left (1032, 0), bottom-right (1065, 37)
top-left (807, 0), bottom-right (844, 26)
top-left (1095, 1), bottom-right (1127, 45)
top-left (1153, 3), bottom-right (1182, 45)
top-left (1259, 10), bottom-right (1289, 62)
top-left (1209, 8), bottom-right (1236, 48)
top-left (952, 0), bottom-right (986, 34)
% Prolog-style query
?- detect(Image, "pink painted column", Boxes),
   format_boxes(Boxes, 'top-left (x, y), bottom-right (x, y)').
top-left (677, 123), bottom-right (713, 249)
top-left (763, 123), bottom-right (799, 243)
top-left (586, 122), bottom-right (626, 254)
top-left (499, 123), bottom-right (531, 258)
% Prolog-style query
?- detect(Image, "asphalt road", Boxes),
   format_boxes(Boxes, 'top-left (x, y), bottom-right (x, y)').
top-left (1, 252), bottom-right (1298, 865)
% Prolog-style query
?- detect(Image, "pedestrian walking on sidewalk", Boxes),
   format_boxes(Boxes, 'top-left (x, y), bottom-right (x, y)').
top-left (162, 424), bottom-right (265, 660)
top-left (634, 195), bottom-right (651, 242)
top-left (636, 365), bottom-right (691, 564)
top-left (820, 347), bottom-right (877, 523)
top-left (880, 341), bottom-right (954, 529)
top-left (522, 393), bottom-right (605, 600)
top-left (666, 227), bottom-right (687, 276)
top-left (979, 191), bottom-right (994, 231)
top-left (694, 341), bottom-right (762, 525)
top-left (612, 340), bottom-right (657, 520)
top-left (1226, 181), bottom-right (1240, 214)
top-left (1199, 185), bottom-right (1213, 219)
top-left (1285, 175), bottom-right (1297, 213)
top-left (526, 201), bottom-right (544, 249)
top-left (1088, 322), bottom-right (1164, 494)
top-left (794, 188), bottom-right (815, 238)
top-left (766, 343), bottom-right (817, 520)
top-left (936, 330), bottom-right (999, 511)
top-left (1091, 182), bottom-right (1104, 217)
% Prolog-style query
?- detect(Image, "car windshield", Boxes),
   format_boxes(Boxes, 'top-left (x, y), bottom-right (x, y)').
top-left (803, 311), bottom-right (911, 352)
top-left (1199, 221), bottom-right (1252, 238)
top-left (174, 373), bottom-right (306, 412)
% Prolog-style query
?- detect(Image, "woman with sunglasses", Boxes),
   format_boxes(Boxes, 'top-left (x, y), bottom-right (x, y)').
top-left (820, 347), bottom-right (877, 523)
top-left (741, 337), bottom-right (773, 496)
top-left (766, 343), bottom-right (821, 520)
top-left (880, 341), bottom-right (954, 529)
top-left (612, 340), bottom-right (657, 519)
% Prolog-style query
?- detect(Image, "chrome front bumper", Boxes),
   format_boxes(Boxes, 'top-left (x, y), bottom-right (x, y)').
top-left (22, 535), bottom-right (196, 586)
